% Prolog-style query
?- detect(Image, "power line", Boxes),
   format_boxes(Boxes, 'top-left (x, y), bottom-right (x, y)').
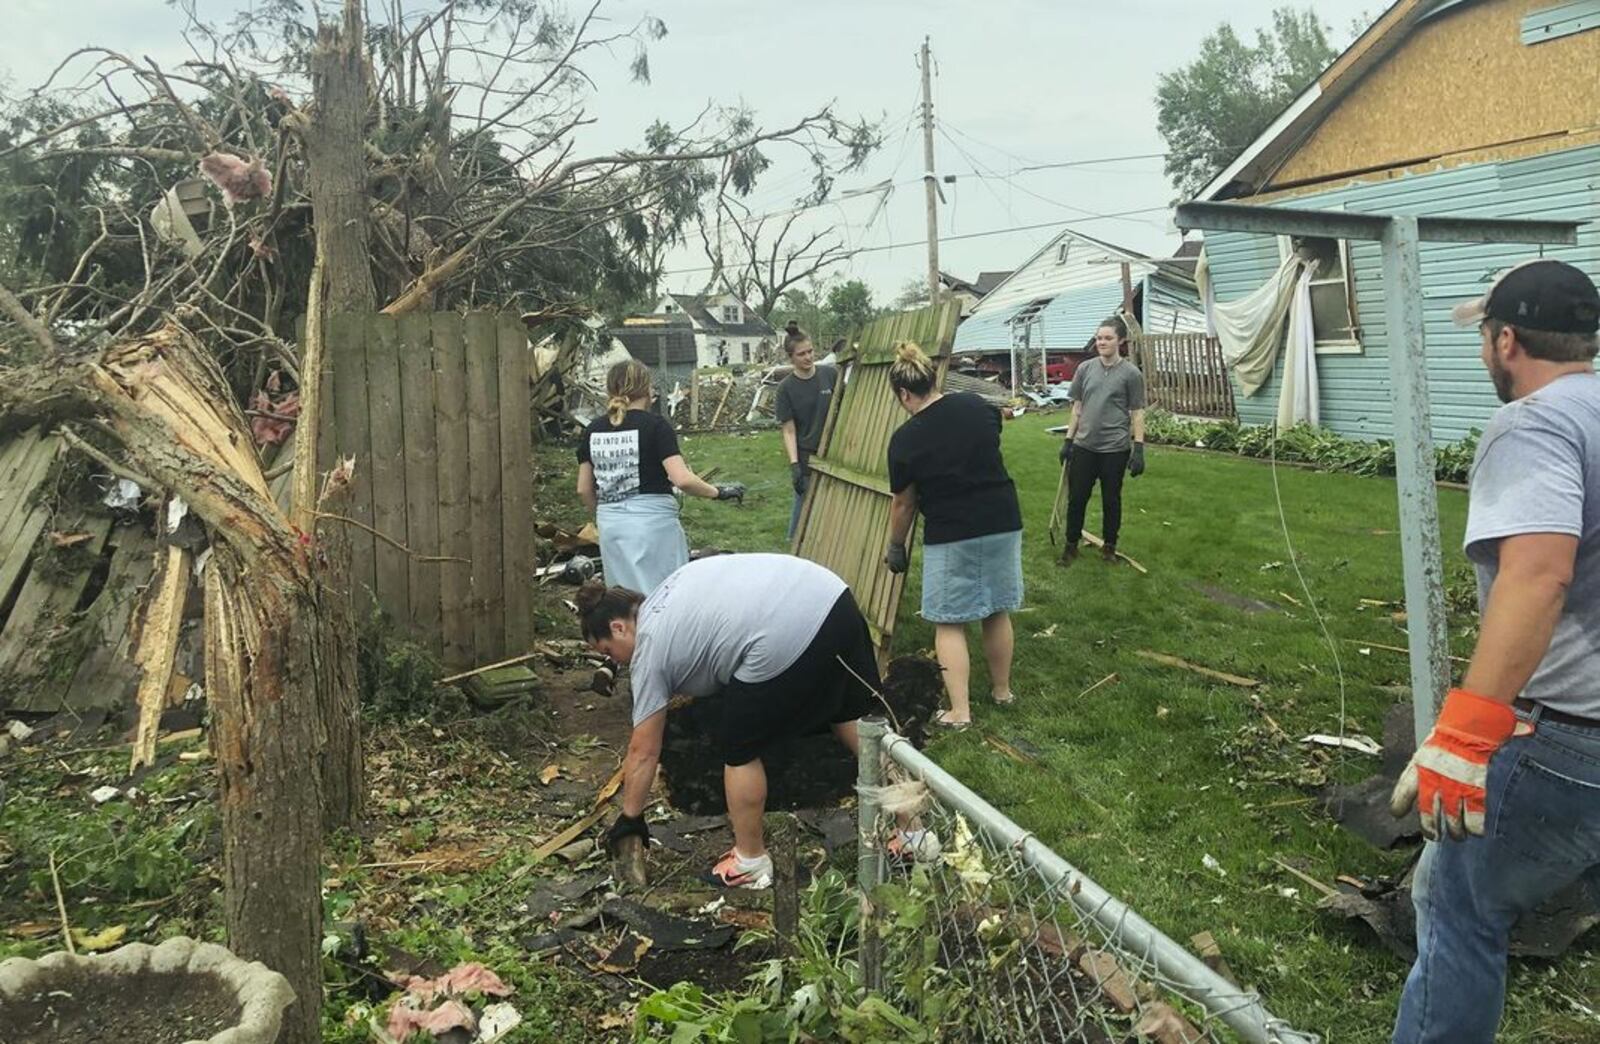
top-left (659, 207), bottom-right (1171, 277)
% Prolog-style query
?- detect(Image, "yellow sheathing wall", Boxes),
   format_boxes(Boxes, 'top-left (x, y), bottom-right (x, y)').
top-left (1267, 0), bottom-right (1600, 191)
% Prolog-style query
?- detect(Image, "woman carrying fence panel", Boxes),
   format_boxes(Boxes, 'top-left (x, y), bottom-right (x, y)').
top-left (881, 341), bottom-right (1023, 728)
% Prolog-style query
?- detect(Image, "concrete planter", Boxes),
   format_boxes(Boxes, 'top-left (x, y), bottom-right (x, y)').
top-left (0, 936), bottom-right (295, 1044)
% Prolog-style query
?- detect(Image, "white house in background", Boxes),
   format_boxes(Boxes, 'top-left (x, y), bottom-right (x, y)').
top-left (653, 291), bottom-right (778, 368)
top-left (953, 228), bottom-right (1206, 359)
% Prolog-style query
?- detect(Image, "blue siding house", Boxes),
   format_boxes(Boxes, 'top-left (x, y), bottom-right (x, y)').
top-left (1197, 0), bottom-right (1600, 443)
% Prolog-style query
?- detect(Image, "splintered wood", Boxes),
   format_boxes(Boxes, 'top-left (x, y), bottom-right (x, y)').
top-left (1135, 650), bottom-right (1260, 688)
top-left (129, 542), bottom-right (193, 773)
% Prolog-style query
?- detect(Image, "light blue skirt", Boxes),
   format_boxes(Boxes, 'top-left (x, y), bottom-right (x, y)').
top-left (597, 494), bottom-right (689, 595)
top-left (920, 529), bottom-right (1024, 624)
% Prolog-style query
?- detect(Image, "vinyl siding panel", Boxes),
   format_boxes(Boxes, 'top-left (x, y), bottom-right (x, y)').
top-left (1203, 143), bottom-right (1600, 443)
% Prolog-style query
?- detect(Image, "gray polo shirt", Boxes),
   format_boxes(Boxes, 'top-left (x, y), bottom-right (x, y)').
top-left (1070, 357), bottom-right (1146, 453)
top-left (1465, 371), bottom-right (1600, 716)
top-left (627, 553), bottom-right (848, 725)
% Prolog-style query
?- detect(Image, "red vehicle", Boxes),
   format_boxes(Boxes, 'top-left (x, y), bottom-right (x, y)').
top-left (1045, 351), bottom-right (1091, 385)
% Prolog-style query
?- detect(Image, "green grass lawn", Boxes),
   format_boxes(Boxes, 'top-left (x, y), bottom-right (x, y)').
top-left (537, 413), bottom-right (1600, 1043)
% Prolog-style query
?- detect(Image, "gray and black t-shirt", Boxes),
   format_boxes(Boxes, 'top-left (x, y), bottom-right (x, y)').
top-left (1069, 358), bottom-right (1147, 453)
top-left (627, 554), bottom-right (848, 725)
top-left (1465, 371), bottom-right (1600, 716)
top-left (775, 364), bottom-right (839, 457)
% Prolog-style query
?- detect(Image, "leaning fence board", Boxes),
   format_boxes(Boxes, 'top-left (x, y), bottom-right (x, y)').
top-left (0, 436), bottom-right (61, 610)
top-left (497, 314), bottom-right (535, 654)
top-left (398, 312), bottom-right (442, 651)
top-left (795, 300), bottom-right (962, 666)
top-left (329, 313), bottom-right (377, 601)
top-left (464, 312), bottom-right (506, 663)
top-left (366, 315), bottom-right (411, 619)
top-left (432, 313), bottom-right (475, 667)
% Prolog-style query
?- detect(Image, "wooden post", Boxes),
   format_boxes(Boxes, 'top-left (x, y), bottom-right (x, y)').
top-left (432, 313), bottom-right (474, 667)
top-left (464, 312), bottom-right (505, 663)
top-left (1379, 216), bottom-right (1452, 740)
top-left (397, 312), bottom-right (441, 651)
top-left (689, 368), bottom-right (700, 427)
top-left (366, 315), bottom-right (410, 621)
top-left (770, 813), bottom-right (799, 950)
top-left (497, 313), bottom-right (535, 654)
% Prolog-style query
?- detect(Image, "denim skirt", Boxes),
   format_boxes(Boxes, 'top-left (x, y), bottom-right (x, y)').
top-left (596, 494), bottom-right (689, 595)
top-left (920, 528), bottom-right (1024, 624)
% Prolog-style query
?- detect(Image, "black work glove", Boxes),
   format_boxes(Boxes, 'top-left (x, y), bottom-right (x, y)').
top-left (605, 813), bottom-right (650, 855)
top-left (714, 482), bottom-right (746, 503)
top-left (1129, 443), bottom-right (1146, 477)
top-left (1058, 437), bottom-right (1073, 467)
top-left (884, 541), bottom-right (908, 575)
top-left (791, 461), bottom-right (808, 495)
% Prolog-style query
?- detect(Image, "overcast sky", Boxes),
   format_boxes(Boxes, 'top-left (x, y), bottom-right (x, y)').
top-left (4, 0), bottom-right (1377, 303)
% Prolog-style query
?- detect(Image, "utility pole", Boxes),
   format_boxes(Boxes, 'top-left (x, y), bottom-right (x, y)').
top-left (919, 38), bottom-right (940, 303)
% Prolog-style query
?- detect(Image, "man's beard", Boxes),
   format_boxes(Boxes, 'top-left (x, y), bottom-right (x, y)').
top-left (1488, 354), bottom-right (1515, 403)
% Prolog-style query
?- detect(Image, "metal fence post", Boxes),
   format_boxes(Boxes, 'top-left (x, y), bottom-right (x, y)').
top-left (1379, 214), bottom-right (1453, 743)
top-left (856, 716), bottom-right (886, 992)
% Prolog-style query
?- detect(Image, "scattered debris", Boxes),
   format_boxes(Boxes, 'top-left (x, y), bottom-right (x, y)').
top-left (1077, 950), bottom-right (1139, 1013)
top-left (6, 720), bottom-right (34, 742)
top-left (90, 785), bottom-right (122, 805)
top-left (1188, 931), bottom-right (1238, 986)
top-left (1200, 854), bottom-right (1226, 877)
top-left (1075, 673), bottom-right (1118, 699)
top-left (1080, 532), bottom-right (1148, 573)
top-left (601, 898), bottom-right (734, 952)
top-left (1299, 733), bottom-right (1382, 757)
top-left (1134, 650), bottom-right (1260, 689)
top-left (1193, 583), bottom-right (1281, 615)
top-left (1343, 638), bottom-right (1468, 665)
top-left (984, 736), bottom-right (1037, 765)
top-left (1134, 1001), bottom-right (1205, 1044)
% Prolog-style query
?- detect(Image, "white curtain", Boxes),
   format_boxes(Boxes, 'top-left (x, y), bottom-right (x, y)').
top-left (1196, 248), bottom-right (1308, 397)
top-left (1276, 264), bottom-right (1320, 428)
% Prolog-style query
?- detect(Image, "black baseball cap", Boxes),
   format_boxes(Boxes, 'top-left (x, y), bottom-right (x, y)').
top-left (1452, 259), bottom-right (1600, 334)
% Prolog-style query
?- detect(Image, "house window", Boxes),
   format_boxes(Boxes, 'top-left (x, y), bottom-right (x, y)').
top-left (741, 342), bottom-right (751, 362)
top-left (1296, 237), bottom-right (1361, 353)
top-left (663, 304), bottom-right (676, 313)
top-left (1055, 242), bottom-right (1072, 265)
top-left (722, 305), bottom-right (740, 323)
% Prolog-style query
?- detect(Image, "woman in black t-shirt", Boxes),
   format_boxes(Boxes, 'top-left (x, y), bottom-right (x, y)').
top-left (883, 343), bottom-right (1023, 728)
top-left (577, 360), bottom-right (744, 594)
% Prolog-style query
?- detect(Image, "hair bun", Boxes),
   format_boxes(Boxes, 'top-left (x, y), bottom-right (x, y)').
top-left (894, 340), bottom-right (925, 362)
top-left (574, 579), bottom-right (607, 614)
top-left (786, 320), bottom-right (800, 334)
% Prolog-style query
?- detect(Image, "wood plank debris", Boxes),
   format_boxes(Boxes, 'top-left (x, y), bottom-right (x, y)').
top-left (129, 543), bottom-right (193, 773)
top-left (1135, 650), bottom-right (1261, 688)
top-left (1080, 531), bottom-right (1149, 573)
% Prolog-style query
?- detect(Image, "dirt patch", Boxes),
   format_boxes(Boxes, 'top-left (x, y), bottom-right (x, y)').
top-left (2, 968), bottom-right (242, 1044)
top-left (1191, 582), bottom-right (1282, 616)
top-left (635, 937), bottom-right (778, 993)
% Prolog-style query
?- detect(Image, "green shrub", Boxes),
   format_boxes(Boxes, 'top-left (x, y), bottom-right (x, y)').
top-left (356, 608), bottom-right (458, 721)
top-left (1144, 410), bottom-right (1479, 484)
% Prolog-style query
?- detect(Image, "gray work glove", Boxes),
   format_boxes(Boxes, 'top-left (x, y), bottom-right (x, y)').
top-left (791, 461), bottom-right (808, 495)
top-left (714, 482), bottom-right (746, 503)
top-left (1129, 443), bottom-right (1146, 477)
top-left (884, 541), bottom-right (908, 575)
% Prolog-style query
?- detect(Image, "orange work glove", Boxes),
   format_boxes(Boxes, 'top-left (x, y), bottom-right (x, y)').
top-left (1389, 688), bottom-right (1526, 841)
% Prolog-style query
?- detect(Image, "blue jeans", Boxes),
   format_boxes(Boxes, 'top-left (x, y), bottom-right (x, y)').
top-left (1393, 709), bottom-right (1600, 1044)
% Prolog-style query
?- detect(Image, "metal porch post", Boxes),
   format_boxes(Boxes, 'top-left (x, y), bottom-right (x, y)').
top-left (1379, 215), bottom-right (1453, 741)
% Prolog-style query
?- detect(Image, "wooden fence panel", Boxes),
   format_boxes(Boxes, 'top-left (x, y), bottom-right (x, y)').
top-left (464, 312), bottom-right (505, 665)
top-left (497, 313), bottom-right (535, 654)
top-left (432, 313), bottom-right (475, 666)
top-left (398, 312), bottom-right (441, 646)
top-left (323, 310), bottom-right (531, 667)
top-left (328, 313), bottom-right (376, 599)
top-left (1136, 333), bottom-right (1235, 420)
top-left (795, 300), bottom-right (962, 665)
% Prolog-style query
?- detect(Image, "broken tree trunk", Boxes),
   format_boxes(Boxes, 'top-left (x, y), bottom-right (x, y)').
top-left (2, 324), bottom-right (345, 1044)
top-left (297, 0), bottom-right (376, 317)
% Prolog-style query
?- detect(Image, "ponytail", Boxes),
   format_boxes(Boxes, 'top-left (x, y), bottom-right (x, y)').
top-left (575, 579), bottom-right (645, 642)
top-left (605, 359), bottom-right (654, 425)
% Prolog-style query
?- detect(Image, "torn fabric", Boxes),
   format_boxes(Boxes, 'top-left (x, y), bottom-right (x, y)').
top-left (1197, 248), bottom-right (1309, 398)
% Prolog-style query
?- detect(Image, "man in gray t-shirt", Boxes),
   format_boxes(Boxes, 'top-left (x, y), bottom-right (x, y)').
top-left (1060, 318), bottom-right (1147, 562)
top-left (1389, 259), bottom-right (1600, 1044)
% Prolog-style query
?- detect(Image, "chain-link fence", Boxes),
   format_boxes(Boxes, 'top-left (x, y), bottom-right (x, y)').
top-left (857, 719), bottom-right (1318, 1044)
